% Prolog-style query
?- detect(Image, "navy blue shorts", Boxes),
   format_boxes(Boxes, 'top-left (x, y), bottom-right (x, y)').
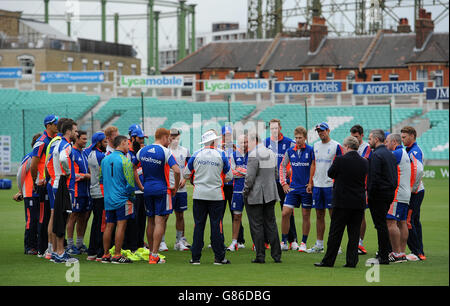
top-left (145, 193), bottom-right (173, 217)
top-left (284, 188), bottom-right (313, 209)
top-left (172, 192), bottom-right (188, 212)
top-left (387, 202), bottom-right (408, 221)
top-left (231, 193), bottom-right (244, 213)
top-left (312, 187), bottom-right (333, 210)
top-left (72, 196), bottom-right (92, 213)
top-left (105, 201), bottom-right (134, 223)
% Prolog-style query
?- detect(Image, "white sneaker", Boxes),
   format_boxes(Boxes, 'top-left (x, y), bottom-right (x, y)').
top-left (290, 241), bottom-right (300, 251)
top-left (180, 237), bottom-right (191, 248)
top-left (159, 241), bottom-right (168, 252)
top-left (298, 242), bottom-right (307, 252)
top-left (338, 247), bottom-right (343, 254)
top-left (237, 243), bottom-right (245, 249)
top-left (227, 243), bottom-right (238, 252)
top-left (281, 241), bottom-right (289, 251)
top-left (174, 241), bottom-right (189, 251)
top-left (406, 253), bottom-right (420, 261)
top-left (306, 245), bottom-right (324, 254)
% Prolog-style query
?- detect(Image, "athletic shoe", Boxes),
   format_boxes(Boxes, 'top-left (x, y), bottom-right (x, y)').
top-left (78, 244), bottom-right (88, 254)
top-left (306, 245), bottom-right (324, 254)
top-left (298, 242), bottom-right (307, 253)
top-left (338, 247), bottom-right (343, 254)
top-left (26, 249), bottom-right (38, 255)
top-left (149, 254), bottom-right (166, 264)
top-left (280, 242), bottom-right (289, 251)
top-left (406, 254), bottom-right (420, 261)
top-left (366, 257), bottom-right (389, 265)
top-left (111, 255), bottom-right (132, 264)
top-left (214, 258), bottom-right (231, 265)
top-left (181, 238), bottom-right (191, 249)
top-left (290, 241), bottom-right (300, 251)
top-left (174, 241), bottom-right (190, 251)
top-left (159, 242), bottom-right (169, 252)
top-left (388, 252), bottom-right (405, 263)
top-left (418, 254), bottom-right (427, 261)
top-left (50, 252), bottom-right (57, 262)
top-left (358, 245), bottom-right (367, 255)
top-left (86, 255), bottom-right (97, 261)
top-left (109, 246), bottom-right (115, 255)
top-left (227, 242), bottom-right (238, 252)
top-left (101, 254), bottom-right (111, 263)
top-left (95, 256), bottom-right (103, 262)
top-left (189, 259), bottom-right (201, 265)
top-left (44, 249), bottom-right (53, 260)
top-left (54, 252), bottom-right (79, 264)
top-left (237, 243), bottom-right (245, 249)
top-left (265, 243), bottom-right (270, 249)
top-left (67, 245), bottom-right (81, 255)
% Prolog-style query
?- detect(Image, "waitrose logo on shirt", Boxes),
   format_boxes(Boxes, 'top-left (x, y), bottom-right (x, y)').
top-left (203, 79), bottom-right (270, 93)
top-left (120, 75), bottom-right (184, 88)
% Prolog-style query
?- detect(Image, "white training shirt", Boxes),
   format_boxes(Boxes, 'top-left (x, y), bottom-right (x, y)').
top-left (313, 139), bottom-right (343, 188)
top-left (169, 145), bottom-right (189, 193)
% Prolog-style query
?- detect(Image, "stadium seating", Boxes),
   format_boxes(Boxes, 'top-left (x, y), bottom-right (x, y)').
top-left (0, 89), bottom-right (99, 163)
top-left (418, 110), bottom-right (449, 160)
top-left (255, 104), bottom-right (423, 145)
top-left (95, 97), bottom-right (256, 150)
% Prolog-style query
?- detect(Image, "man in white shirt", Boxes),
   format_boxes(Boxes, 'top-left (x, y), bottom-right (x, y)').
top-left (169, 128), bottom-right (191, 251)
top-left (184, 130), bottom-right (233, 265)
top-left (308, 122), bottom-right (343, 253)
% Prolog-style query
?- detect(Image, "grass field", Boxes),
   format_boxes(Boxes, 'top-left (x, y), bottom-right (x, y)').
top-left (0, 176), bottom-right (448, 286)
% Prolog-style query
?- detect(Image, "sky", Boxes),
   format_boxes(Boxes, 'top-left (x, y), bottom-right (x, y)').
top-left (1, 0), bottom-right (448, 72)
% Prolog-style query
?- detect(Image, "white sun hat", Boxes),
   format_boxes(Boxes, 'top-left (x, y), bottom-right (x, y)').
top-left (199, 130), bottom-right (221, 145)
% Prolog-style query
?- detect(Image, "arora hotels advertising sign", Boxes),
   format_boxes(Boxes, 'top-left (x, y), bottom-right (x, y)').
top-left (203, 79), bottom-right (270, 93)
top-left (274, 81), bottom-right (343, 94)
top-left (353, 81), bottom-right (425, 95)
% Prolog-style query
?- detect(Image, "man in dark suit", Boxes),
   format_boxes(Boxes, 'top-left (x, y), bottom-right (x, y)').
top-left (366, 129), bottom-right (398, 265)
top-left (314, 136), bottom-right (369, 268)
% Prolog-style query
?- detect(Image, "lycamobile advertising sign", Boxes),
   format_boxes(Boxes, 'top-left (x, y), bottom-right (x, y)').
top-left (203, 79), bottom-right (270, 93)
top-left (120, 75), bottom-right (185, 88)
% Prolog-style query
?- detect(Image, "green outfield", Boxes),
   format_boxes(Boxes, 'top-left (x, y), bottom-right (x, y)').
top-left (0, 176), bottom-right (448, 286)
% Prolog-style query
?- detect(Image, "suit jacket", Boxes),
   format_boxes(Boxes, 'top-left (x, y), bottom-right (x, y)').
top-left (327, 150), bottom-right (369, 210)
top-left (243, 144), bottom-right (280, 205)
top-left (366, 144), bottom-right (398, 198)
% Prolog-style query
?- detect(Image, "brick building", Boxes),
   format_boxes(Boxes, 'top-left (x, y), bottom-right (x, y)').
top-left (163, 9), bottom-right (448, 90)
top-left (0, 9), bottom-right (140, 81)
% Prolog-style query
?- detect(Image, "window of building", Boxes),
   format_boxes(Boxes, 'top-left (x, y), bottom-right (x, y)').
top-left (82, 59), bottom-right (88, 71)
top-left (372, 74), bottom-right (382, 82)
top-left (131, 64), bottom-right (137, 75)
top-left (17, 54), bottom-right (35, 75)
top-left (117, 62), bottom-right (123, 76)
top-left (309, 72), bottom-right (319, 80)
top-left (389, 74), bottom-right (399, 81)
top-left (346, 71), bottom-right (355, 90)
top-left (93, 60), bottom-right (99, 71)
top-left (432, 70), bottom-right (443, 87)
top-left (66, 57), bottom-right (74, 71)
top-left (326, 72), bottom-right (334, 80)
top-left (417, 69), bottom-right (428, 81)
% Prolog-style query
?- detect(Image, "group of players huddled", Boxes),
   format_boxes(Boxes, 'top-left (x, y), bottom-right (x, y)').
top-left (14, 114), bottom-right (426, 264)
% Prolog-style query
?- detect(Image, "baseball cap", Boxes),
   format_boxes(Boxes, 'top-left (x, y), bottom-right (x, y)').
top-left (170, 128), bottom-right (181, 136)
top-left (44, 115), bottom-right (58, 127)
top-left (384, 131), bottom-right (391, 139)
top-left (315, 122), bottom-right (330, 131)
top-left (222, 125), bottom-right (232, 135)
top-left (129, 124), bottom-right (148, 138)
top-left (91, 132), bottom-right (106, 146)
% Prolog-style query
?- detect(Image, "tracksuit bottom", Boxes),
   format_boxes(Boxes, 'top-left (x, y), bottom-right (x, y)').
top-left (191, 199), bottom-right (226, 262)
top-left (87, 197), bottom-right (105, 258)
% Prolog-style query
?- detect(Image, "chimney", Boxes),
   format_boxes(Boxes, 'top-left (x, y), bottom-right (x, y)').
top-left (397, 18), bottom-right (411, 33)
top-left (415, 8), bottom-right (434, 49)
top-left (297, 22), bottom-right (310, 37)
top-left (309, 16), bottom-right (327, 53)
